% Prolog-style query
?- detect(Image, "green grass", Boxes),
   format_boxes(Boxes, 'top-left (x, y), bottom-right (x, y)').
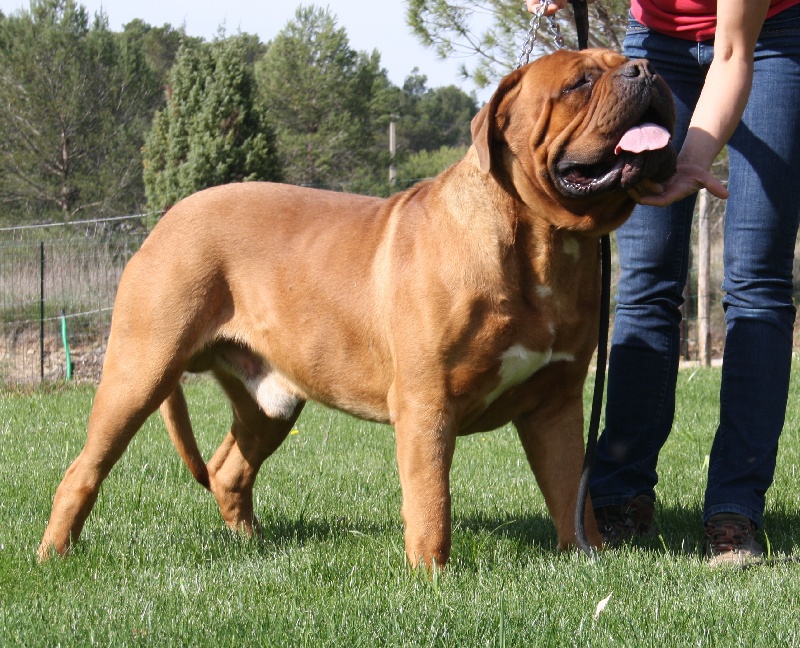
top-left (2, 367), bottom-right (800, 646)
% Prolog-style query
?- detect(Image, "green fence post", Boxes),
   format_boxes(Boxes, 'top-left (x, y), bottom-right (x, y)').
top-left (60, 309), bottom-right (72, 381)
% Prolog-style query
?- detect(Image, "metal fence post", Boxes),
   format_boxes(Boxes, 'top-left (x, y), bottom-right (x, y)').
top-left (40, 240), bottom-right (45, 382)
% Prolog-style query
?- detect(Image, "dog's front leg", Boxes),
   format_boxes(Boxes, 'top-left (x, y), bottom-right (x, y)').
top-left (514, 397), bottom-right (603, 551)
top-left (394, 409), bottom-right (457, 570)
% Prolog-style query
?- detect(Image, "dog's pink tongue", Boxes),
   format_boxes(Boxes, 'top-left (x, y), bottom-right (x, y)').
top-left (615, 123), bottom-right (671, 155)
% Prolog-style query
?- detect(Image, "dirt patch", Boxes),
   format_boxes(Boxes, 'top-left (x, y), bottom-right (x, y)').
top-left (1, 325), bottom-right (107, 386)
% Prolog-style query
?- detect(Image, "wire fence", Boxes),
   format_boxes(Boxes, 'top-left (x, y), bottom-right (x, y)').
top-left (2, 199), bottom-right (799, 387)
top-left (0, 214), bottom-right (152, 386)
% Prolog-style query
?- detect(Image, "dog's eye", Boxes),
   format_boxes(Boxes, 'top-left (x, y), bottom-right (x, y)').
top-left (563, 74), bottom-right (594, 94)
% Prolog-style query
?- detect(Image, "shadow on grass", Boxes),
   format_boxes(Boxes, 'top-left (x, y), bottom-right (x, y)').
top-left (167, 503), bottom-right (800, 567)
top-left (609, 503), bottom-right (800, 563)
top-left (457, 505), bottom-right (800, 566)
top-left (194, 514), bottom-right (399, 557)
top-left (455, 512), bottom-right (557, 547)
top-left (190, 510), bottom-right (558, 567)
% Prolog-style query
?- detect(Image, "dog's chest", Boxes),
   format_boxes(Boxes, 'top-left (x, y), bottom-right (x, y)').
top-left (478, 236), bottom-right (593, 407)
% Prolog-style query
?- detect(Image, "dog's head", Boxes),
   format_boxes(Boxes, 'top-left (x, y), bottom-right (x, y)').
top-left (471, 48), bottom-right (677, 233)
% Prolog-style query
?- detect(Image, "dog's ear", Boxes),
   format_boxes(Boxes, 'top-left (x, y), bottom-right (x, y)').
top-left (471, 68), bottom-right (524, 174)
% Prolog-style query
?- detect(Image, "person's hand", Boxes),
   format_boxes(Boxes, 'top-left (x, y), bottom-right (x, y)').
top-left (628, 161), bottom-right (729, 207)
top-left (526, 0), bottom-right (567, 16)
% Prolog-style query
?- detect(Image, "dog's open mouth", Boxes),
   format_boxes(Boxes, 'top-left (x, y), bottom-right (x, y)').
top-left (554, 111), bottom-right (676, 198)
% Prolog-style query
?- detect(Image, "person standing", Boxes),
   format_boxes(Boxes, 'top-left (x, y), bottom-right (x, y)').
top-left (528, 0), bottom-right (800, 566)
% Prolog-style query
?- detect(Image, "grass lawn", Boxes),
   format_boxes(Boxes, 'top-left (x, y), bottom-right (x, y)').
top-left (1, 365), bottom-right (800, 646)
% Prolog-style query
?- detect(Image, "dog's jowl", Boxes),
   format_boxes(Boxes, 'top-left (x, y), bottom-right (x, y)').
top-left (39, 49), bottom-right (676, 568)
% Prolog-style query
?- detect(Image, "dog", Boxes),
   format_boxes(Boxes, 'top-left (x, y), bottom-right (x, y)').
top-left (38, 48), bottom-right (676, 567)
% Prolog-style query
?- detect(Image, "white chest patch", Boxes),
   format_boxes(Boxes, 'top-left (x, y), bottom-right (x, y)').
top-left (484, 344), bottom-right (575, 406)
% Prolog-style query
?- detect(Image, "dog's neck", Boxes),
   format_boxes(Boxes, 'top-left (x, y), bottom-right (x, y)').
top-left (432, 147), bottom-right (601, 310)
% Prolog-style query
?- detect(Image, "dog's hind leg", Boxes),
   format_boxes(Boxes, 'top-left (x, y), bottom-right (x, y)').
top-left (160, 385), bottom-right (210, 490)
top-left (207, 371), bottom-right (304, 534)
top-left (38, 362), bottom-right (184, 562)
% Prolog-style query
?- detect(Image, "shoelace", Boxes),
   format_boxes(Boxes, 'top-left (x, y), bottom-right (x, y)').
top-left (705, 520), bottom-right (754, 553)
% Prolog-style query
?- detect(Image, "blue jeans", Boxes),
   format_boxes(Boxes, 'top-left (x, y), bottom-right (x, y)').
top-left (590, 6), bottom-right (800, 527)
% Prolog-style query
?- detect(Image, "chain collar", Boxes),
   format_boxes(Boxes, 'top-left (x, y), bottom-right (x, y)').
top-left (516, 3), bottom-right (565, 69)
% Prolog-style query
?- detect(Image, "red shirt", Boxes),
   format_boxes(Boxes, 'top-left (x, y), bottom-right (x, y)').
top-left (631, 0), bottom-right (800, 41)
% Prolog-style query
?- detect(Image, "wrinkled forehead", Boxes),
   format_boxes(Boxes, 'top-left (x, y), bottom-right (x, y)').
top-left (585, 48), bottom-right (628, 69)
top-left (551, 47), bottom-right (627, 71)
top-left (524, 48), bottom-right (628, 90)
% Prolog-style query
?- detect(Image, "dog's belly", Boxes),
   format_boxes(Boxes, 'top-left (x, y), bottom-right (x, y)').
top-left (188, 342), bottom-right (303, 420)
top-left (193, 339), bottom-right (392, 423)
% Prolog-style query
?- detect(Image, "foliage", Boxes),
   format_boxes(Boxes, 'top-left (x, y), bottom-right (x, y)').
top-left (120, 18), bottom-right (192, 86)
top-left (2, 370), bottom-right (800, 644)
top-left (368, 68), bottom-right (477, 193)
top-left (388, 69), bottom-right (478, 153)
top-left (256, 6), bottom-right (390, 193)
top-left (404, 79), bottom-right (477, 151)
top-left (0, 0), bottom-right (164, 222)
top-left (396, 145), bottom-right (469, 189)
top-left (143, 36), bottom-right (281, 213)
top-left (254, 6), bottom-right (478, 195)
top-left (406, 0), bottom-right (629, 87)
top-left (0, 1), bottom-right (490, 219)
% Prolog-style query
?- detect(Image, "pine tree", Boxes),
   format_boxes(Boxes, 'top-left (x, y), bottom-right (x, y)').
top-left (0, 0), bottom-right (162, 221)
top-left (143, 36), bottom-right (281, 213)
top-left (255, 6), bottom-right (388, 192)
top-left (406, 0), bottom-right (628, 87)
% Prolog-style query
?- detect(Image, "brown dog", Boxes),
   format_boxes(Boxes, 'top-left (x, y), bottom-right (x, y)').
top-left (39, 49), bottom-right (675, 567)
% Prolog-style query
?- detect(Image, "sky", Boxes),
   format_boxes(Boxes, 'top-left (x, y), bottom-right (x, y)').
top-left (0, 0), bottom-right (494, 101)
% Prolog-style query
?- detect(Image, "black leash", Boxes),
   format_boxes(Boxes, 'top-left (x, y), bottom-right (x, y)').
top-left (569, 0), bottom-right (590, 50)
top-left (566, 0), bottom-right (607, 560)
top-left (574, 234), bottom-right (609, 560)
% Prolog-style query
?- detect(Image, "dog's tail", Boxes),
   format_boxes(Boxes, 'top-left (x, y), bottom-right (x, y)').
top-left (159, 385), bottom-right (211, 490)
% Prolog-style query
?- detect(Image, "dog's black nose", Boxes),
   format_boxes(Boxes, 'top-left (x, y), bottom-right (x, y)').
top-left (620, 59), bottom-right (656, 80)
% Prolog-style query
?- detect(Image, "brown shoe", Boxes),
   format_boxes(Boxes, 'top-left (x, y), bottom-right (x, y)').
top-left (594, 494), bottom-right (655, 546)
top-left (704, 513), bottom-right (763, 568)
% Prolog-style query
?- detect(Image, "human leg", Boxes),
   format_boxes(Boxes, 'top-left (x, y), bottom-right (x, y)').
top-left (704, 9), bottom-right (800, 530)
top-left (590, 24), bottom-right (708, 514)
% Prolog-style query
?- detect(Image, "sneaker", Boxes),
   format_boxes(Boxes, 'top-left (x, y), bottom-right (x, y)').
top-left (594, 494), bottom-right (655, 546)
top-left (704, 513), bottom-right (763, 568)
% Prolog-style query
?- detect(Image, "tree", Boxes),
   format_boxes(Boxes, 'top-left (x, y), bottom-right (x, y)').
top-left (143, 35), bottom-right (281, 212)
top-left (255, 6), bottom-right (389, 192)
top-left (367, 68), bottom-right (476, 193)
top-left (396, 69), bottom-right (477, 153)
top-left (0, 0), bottom-right (164, 222)
top-left (406, 0), bottom-right (628, 88)
top-left (120, 19), bottom-right (191, 86)
top-left (397, 145), bottom-right (468, 188)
